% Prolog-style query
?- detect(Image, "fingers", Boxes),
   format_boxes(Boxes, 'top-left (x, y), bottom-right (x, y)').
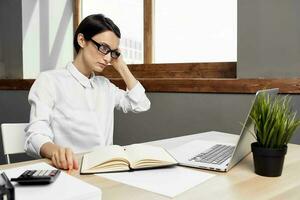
top-left (51, 153), bottom-right (59, 168)
top-left (65, 148), bottom-right (73, 170)
top-left (73, 158), bottom-right (79, 170)
top-left (50, 147), bottom-right (78, 171)
top-left (59, 148), bottom-right (68, 169)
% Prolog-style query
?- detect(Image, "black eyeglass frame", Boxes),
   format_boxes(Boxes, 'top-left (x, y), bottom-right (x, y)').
top-left (90, 38), bottom-right (121, 59)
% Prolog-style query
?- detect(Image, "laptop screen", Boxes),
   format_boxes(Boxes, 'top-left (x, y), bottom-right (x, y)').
top-left (228, 88), bottom-right (279, 170)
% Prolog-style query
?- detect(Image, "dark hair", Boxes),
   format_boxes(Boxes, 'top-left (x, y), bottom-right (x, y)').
top-left (73, 14), bottom-right (121, 53)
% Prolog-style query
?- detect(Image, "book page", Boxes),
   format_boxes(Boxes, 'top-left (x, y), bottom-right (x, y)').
top-left (81, 145), bottom-right (129, 172)
top-left (125, 144), bottom-right (177, 169)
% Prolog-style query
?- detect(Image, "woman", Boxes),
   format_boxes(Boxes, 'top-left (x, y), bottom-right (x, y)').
top-left (24, 14), bottom-right (151, 170)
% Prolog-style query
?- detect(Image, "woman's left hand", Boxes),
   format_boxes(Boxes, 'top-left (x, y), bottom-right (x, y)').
top-left (110, 54), bottom-right (137, 90)
top-left (110, 54), bottom-right (126, 73)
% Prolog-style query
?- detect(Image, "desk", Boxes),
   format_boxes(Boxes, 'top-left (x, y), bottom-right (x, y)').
top-left (1, 132), bottom-right (300, 200)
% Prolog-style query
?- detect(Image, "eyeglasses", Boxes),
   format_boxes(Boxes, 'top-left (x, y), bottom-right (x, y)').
top-left (90, 39), bottom-right (121, 59)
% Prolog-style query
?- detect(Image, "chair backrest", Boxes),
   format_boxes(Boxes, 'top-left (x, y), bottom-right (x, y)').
top-left (1, 123), bottom-right (27, 163)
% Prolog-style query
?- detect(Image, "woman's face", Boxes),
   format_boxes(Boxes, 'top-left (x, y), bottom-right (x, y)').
top-left (80, 31), bottom-right (120, 74)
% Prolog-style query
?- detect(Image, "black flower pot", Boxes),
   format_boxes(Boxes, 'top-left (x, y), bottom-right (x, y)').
top-left (251, 142), bottom-right (287, 177)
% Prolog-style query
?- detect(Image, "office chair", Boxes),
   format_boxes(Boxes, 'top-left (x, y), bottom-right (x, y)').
top-left (1, 123), bottom-right (27, 164)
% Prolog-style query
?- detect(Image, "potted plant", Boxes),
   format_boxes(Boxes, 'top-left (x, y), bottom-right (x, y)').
top-left (250, 93), bottom-right (300, 177)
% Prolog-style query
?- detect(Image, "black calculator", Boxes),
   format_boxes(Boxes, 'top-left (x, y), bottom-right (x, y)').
top-left (10, 170), bottom-right (61, 185)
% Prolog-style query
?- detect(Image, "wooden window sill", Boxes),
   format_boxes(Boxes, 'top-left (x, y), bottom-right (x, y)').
top-left (1, 78), bottom-right (299, 94)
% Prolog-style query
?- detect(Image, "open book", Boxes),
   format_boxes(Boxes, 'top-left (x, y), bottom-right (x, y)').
top-left (80, 144), bottom-right (178, 174)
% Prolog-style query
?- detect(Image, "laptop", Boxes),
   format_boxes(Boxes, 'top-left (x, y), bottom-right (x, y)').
top-left (169, 88), bottom-right (279, 172)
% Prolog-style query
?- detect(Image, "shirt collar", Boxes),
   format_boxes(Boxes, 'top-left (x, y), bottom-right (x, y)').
top-left (67, 62), bottom-right (95, 88)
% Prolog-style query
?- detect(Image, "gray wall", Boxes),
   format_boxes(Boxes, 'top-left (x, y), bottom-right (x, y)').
top-left (0, 0), bottom-right (23, 79)
top-left (0, 91), bottom-right (30, 163)
top-left (114, 93), bottom-right (300, 146)
top-left (238, 0), bottom-right (300, 78)
top-left (1, 92), bottom-right (300, 164)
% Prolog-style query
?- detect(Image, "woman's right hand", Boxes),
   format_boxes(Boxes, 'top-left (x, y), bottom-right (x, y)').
top-left (40, 143), bottom-right (79, 170)
top-left (51, 147), bottom-right (79, 170)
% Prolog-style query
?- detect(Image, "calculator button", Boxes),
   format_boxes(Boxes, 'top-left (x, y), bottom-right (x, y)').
top-left (21, 170), bottom-right (30, 177)
top-left (32, 171), bottom-right (40, 177)
top-left (41, 170), bottom-right (47, 176)
top-left (36, 170), bottom-right (43, 176)
top-left (28, 170), bottom-right (36, 176)
top-left (38, 170), bottom-right (44, 176)
top-left (44, 171), bottom-right (51, 176)
top-left (43, 170), bottom-right (49, 176)
top-left (49, 170), bottom-right (57, 176)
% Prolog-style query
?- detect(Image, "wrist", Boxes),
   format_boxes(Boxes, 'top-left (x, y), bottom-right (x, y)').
top-left (40, 142), bottom-right (60, 158)
top-left (117, 64), bottom-right (129, 76)
top-left (112, 56), bottom-right (127, 71)
top-left (114, 61), bottom-right (127, 73)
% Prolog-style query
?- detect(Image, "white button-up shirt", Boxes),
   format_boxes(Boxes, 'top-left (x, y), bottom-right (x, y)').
top-left (24, 62), bottom-right (151, 158)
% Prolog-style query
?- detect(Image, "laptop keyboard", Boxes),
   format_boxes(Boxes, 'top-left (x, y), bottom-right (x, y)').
top-left (189, 144), bottom-right (235, 165)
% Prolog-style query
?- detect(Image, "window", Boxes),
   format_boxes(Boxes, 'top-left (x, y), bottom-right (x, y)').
top-left (154, 0), bottom-right (237, 63)
top-left (73, 0), bottom-right (239, 92)
top-left (0, 0), bottom-right (297, 95)
top-left (81, 0), bottom-right (144, 64)
top-left (80, 0), bottom-right (236, 64)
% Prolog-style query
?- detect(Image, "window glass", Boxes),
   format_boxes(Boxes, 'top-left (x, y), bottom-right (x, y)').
top-left (154, 0), bottom-right (237, 63)
top-left (82, 0), bottom-right (144, 64)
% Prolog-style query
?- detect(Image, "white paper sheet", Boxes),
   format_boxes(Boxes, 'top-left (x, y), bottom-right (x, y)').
top-left (98, 166), bottom-right (215, 198)
top-left (1, 162), bottom-right (101, 200)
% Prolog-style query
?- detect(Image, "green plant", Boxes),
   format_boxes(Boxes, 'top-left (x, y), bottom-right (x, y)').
top-left (250, 94), bottom-right (300, 149)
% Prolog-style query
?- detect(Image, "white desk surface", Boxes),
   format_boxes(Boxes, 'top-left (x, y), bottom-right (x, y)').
top-left (146, 131), bottom-right (239, 149)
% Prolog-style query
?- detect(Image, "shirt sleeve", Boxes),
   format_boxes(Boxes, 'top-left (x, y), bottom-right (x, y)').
top-left (111, 81), bottom-right (151, 113)
top-left (24, 72), bottom-right (55, 158)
